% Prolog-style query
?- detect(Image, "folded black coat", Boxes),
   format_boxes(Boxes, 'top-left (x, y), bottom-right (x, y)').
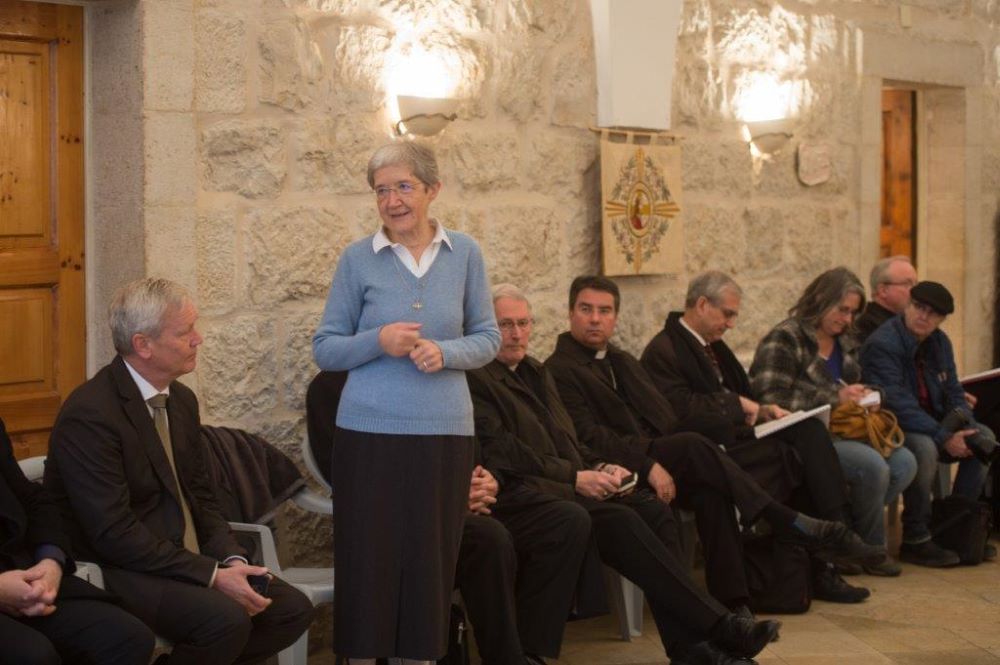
top-left (200, 425), bottom-right (306, 525)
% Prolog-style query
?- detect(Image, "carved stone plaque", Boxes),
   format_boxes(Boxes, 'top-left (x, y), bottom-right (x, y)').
top-left (797, 142), bottom-right (832, 186)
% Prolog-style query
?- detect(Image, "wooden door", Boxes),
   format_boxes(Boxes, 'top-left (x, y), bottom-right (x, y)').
top-left (881, 89), bottom-right (916, 260)
top-left (0, 2), bottom-right (85, 458)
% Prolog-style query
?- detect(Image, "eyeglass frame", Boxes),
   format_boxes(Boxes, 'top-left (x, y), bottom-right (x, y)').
top-left (498, 318), bottom-right (534, 331)
top-left (373, 180), bottom-right (425, 201)
top-left (910, 300), bottom-right (945, 319)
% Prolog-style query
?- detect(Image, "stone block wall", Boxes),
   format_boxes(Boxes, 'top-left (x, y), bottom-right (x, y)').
top-left (93, 1), bottom-right (1000, 632)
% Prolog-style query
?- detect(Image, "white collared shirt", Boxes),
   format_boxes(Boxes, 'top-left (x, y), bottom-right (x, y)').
top-left (678, 316), bottom-right (709, 347)
top-left (123, 359), bottom-right (170, 419)
top-left (372, 219), bottom-right (452, 277)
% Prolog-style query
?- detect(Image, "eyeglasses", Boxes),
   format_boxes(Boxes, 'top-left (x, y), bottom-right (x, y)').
top-left (374, 181), bottom-right (421, 200)
top-left (882, 280), bottom-right (916, 288)
top-left (911, 301), bottom-right (944, 319)
top-left (498, 318), bottom-right (533, 331)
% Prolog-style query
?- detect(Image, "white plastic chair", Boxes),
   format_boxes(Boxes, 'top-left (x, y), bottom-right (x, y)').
top-left (229, 522), bottom-right (333, 665)
top-left (17, 455), bottom-right (331, 665)
top-left (293, 433), bottom-right (332, 513)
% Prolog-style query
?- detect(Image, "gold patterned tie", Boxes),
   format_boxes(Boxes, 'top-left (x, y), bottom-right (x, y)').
top-left (147, 394), bottom-right (200, 553)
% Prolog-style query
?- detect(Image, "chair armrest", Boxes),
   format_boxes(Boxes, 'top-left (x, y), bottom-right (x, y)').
top-left (229, 521), bottom-right (282, 572)
top-left (291, 488), bottom-right (332, 516)
top-left (74, 561), bottom-right (105, 589)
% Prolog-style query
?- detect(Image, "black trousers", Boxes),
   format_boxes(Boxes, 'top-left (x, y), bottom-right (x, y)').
top-left (0, 576), bottom-right (154, 665)
top-left (104, 568), bottom-right (315, 665)
top-left (649, 431), bottom-right (776, 609)
top-left (768, 418), bottom-right (851, 522)
top-left (477, 488), bottom-right (591, 663)
top-left (455, 516), bottom-right (520, 665)
top-left (498, 485), bottom-right (726, 658)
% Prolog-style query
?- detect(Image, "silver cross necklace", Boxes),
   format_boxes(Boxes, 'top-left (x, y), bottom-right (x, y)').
top-left (390, 252), bottom-right (428, 310)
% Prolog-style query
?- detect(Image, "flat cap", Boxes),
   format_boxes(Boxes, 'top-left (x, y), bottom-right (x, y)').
top-left (910, 280), bottom-right (954, 316)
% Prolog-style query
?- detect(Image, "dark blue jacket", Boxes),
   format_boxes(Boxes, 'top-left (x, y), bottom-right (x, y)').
top-left (860, 314), bottom-right (972, 448)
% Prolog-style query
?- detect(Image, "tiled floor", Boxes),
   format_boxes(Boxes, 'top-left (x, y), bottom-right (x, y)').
top-left (311, 536), bottom-right (1000, 664)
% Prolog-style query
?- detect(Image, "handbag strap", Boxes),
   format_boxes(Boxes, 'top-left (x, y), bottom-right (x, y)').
top-left (865, 408), bottom-right (905, 457)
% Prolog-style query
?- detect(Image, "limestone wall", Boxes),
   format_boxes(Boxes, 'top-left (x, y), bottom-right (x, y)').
top-left (111, 0), bottom-right (1000, 609)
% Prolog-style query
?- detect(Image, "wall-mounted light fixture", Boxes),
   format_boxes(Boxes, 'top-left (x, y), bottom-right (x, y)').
top-left (740, 117), bottom-right (794, 156)
top-left (385, 41), bottom-right (459, 137)
top-left (734, 72), bottom-right (796, 157)
top-left (394, 95), bottom-right (458, 136)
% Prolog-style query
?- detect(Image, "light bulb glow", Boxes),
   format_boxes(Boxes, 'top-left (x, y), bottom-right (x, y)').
top-left (734, 72), bottom-right (793, 123)
top-left (386, 43), bottom-right (455, 99)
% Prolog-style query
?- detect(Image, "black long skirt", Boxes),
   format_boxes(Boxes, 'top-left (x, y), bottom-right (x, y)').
top-left (332, 428), bottom-right (474, 659)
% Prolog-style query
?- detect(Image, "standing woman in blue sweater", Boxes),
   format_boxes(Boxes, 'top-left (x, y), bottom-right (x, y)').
top-left (313, 142), bottom-right (500, 664)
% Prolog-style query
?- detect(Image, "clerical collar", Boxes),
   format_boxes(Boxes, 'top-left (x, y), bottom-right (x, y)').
top-left (678, 316), bottom-right (709, 347)
top-left (594, 349), bottom-right (608, 360)
top-left (505, 362), bottom-right (519, 372)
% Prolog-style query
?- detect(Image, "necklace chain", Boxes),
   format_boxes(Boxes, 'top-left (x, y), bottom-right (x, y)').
top-left (390, 253), bottom-right (427, 310)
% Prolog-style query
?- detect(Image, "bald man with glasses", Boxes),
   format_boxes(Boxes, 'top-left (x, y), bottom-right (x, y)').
top-left (854, 256), bottom-right (918, 343)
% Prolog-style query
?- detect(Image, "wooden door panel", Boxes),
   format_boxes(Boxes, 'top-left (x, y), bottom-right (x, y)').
top-left (0, 290), bottom-right (52, 389)
top-left (881, 89), bottom-right (915, 260)
top-left (0, 2), bottom-right (83, 459)
top-left (0, 39), bottom-right (52, 247)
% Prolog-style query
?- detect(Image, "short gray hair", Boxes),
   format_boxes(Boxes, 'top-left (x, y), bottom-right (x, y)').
top-left (109, 278), bottom-right (192, 355)
top-left (492, 283), bottom-right (531, 309)
top-left (684, 270), bottom-right (743, 308)
top-left (869, 255), bottom-right (912, 293)
top-left (366, 141), bottom-right (440, 188)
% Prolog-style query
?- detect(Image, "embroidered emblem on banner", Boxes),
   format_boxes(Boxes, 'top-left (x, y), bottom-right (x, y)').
top-left (600, 136), bottom-right (683, 276)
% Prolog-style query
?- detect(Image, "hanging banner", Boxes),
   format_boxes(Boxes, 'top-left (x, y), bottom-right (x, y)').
top-left (600, 133), bottom-right (684, 276)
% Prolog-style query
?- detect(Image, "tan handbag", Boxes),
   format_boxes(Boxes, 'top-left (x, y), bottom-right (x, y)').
top-left (829, 402), bottom-right (905, 458)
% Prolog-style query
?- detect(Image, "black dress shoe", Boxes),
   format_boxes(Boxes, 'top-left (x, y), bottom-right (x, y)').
top-left (524, 655), bottom-right (547, 665)
top-left (784, 520), bottom-right (885, 566)
top-left (709, 613), bottom-right (780, 659)
top-left (813, 565), bottom-right (870, 603)
top-left (899, 540), bottom-right (960, 567)
top-left (671, 641), bottom-right (757, 664)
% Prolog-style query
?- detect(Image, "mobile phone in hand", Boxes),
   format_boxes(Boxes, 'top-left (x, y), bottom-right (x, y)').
top-left (616, 472), bottom-right (638, 494)
top-left (248, 574), bottom-right (271, 597)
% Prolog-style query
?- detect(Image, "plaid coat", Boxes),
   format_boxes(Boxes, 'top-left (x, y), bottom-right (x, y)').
top-left (748, 317), bottom-right (862, 412)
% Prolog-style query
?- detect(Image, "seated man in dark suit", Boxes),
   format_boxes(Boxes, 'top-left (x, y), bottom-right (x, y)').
top-left (44, 278), bottom-right (314, 665)
top-left (307, 371), bottom-right (586, 665)
top-left (471, 283), bottom-right (788, 665)
top-left (640, 271), bottom-right (884, 589)
top-left (544, 276), bottom-right (883, 607)
top-left (0, 417), bottom-right (154, 665)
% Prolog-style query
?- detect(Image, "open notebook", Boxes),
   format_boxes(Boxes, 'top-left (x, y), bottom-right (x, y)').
top-left (754, 404), bottom-right (832, 439)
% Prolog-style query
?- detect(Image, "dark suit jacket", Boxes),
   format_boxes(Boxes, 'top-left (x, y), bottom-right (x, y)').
top-left (0, 418), bottom-right (73, 574)
top-left (468, 357), bottom-right (603, 500)
top-left (1, 418), bottom-right (115, 604)
top-left (641, 312), bottom-right (752, 433)
top-left (854, 301), bottom-right (894, 344)
top-left (544, 332), bottom-right (686, 477)
top-left (44, 356), bottom-right (244, 587)
top-left (640, 314), bottom-right (803, 501)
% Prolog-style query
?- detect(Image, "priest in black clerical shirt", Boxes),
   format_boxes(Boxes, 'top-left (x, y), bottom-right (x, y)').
top-left (469, 282), bottom-right (783, 665)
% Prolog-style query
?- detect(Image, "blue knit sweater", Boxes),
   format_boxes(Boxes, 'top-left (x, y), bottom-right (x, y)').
top-left (312, 230), bottom-right (500, 436)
